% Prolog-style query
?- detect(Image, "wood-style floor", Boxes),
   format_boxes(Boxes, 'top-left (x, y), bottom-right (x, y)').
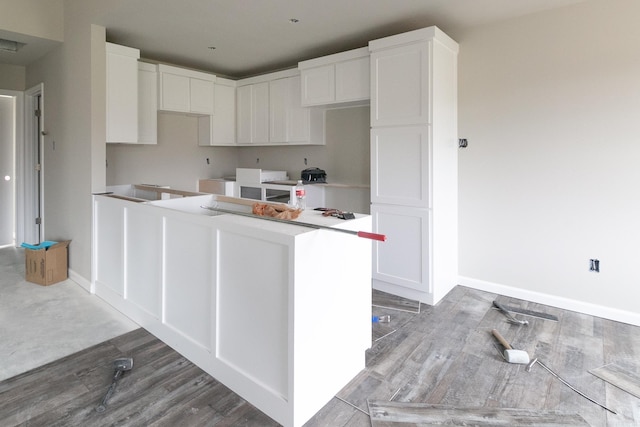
top-left (2, 286), bottom-right (639, 426)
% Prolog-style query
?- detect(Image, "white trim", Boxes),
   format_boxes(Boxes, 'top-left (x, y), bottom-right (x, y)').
top-left (20, 84), bottom-right (44, 244)
top-left (458, 275), bottom-right (640, 327)
top-left (1, 89), bottom-right (23, 247)
top-left (69, 268), bottom-right (92, 293)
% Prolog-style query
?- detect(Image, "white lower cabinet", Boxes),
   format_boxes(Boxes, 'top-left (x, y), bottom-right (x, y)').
top-left (92, 194), bottom-right (371, 427)
top-left (371, 204), bottom-right (431, 294)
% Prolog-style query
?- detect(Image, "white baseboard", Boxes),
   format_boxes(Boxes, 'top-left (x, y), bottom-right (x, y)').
top-left (68, 269), bottom-right (92, 293)
top-left (458, 276), bottom-right (640, 327)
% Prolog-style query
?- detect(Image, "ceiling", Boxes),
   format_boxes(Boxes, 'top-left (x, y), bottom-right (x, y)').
top-left (2, 0), bottom-right (585, 79)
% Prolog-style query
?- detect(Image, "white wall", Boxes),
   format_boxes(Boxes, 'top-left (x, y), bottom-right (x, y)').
top-left (453, 0), bottom-right (640, 323)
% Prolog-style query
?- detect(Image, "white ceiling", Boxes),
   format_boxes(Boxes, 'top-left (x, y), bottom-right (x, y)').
top-left (2, 0), bottom-right (585, 78)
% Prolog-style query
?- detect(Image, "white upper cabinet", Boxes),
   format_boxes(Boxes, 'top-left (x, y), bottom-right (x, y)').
top-left (138, 62), bottom-right (158, 145)
top-left (270, 75), bottom-right (324, 145)
top-left (199, 78), bottom-right (237, 146)
top-left (236, 81), bottom-right (269, 144)
top-left (158, 64), bottom-right (215, 114)
top-left (106, 42), bottom-right (140, 143)
top-left (237, 69), bottom-right (324, 146)
top-left (370, 42), bottom-right (431, 127)
top-left (299, 47), bottom-right (370, 107)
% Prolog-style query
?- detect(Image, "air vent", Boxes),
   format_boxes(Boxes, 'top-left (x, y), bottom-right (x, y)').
top-left (0, 38), bottom-right (26, 53)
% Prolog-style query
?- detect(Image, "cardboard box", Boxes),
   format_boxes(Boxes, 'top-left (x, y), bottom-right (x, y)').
top-left (24, 241), bottom-right (71, 286)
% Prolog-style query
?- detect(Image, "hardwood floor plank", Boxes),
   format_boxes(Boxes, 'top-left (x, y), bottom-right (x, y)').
top-left (368, 401), bottom-right (590, 426)
top-left (590, 363), bottom-right (640, 399)
top-left (372, 289), bottom-right (420, 313)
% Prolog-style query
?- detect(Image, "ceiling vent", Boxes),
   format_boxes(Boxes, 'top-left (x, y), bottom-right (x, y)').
top-left (0, 38), bottom-right (26, 53)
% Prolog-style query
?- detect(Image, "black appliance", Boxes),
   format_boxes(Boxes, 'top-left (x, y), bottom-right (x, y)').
top-left (301, 167), bottom-right (327, 183)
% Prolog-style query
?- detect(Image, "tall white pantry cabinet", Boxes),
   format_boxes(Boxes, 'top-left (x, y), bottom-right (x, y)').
top-left (369, 27), bottom-right (459, 305)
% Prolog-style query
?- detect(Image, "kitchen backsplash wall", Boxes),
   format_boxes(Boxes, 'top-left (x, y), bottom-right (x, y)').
top-left (106, 113), bottom-right (238, 191)
top-left (106, 105), bottom-right (370, 191)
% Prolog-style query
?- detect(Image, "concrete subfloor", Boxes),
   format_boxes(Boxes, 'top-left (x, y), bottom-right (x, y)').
top-left (0, 246), bottom-right (139, 382)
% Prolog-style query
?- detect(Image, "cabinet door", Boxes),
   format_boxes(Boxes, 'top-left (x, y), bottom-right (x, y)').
top-left (269, 78), bottom-right (288, 143)
top-left (252, 82), bottom-right (270, 143)
top-left (138, 63), bottom-right (157, 144)
top-left (190, 77), bottom-right (214, 114)
top-left (371, 42), bottom-right (431, 126)
top-left (211, 82), bottom-right (236, 145)
top-left (371, 204), bottom-right (431, 293)
top-left (160, 72), bottom-right (190, 112)
top-left (106, 45), bottom-right (139, 143)
top-left (371, 126), bottom-right (431, 207)
top-left (335, 56), bottom-right (370, 103)
top-left (300, 64), bottom-right (335, 106)
top-left (270, 76), bottom-right (309, 144)
top-left (286, 75), bottom-right (310, 143)
top-left (236, 85), bottom-right (252, 144)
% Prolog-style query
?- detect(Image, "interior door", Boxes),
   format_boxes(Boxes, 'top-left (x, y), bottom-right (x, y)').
top-left (0, 95), bottom-right (15, 246)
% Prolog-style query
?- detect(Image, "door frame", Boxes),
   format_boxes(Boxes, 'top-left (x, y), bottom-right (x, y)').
top-left (0, 89), bottom-right (23, 247)
top-left (17, 84), bottom-right (44, 245)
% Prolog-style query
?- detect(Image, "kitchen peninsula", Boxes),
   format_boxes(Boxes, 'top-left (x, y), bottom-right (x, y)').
top-left (92, 188), bottom-right (372, 427)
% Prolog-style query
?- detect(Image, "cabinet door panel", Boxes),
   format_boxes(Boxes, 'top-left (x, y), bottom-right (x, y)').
top-left (269, 78), bottom-right (288, 142)
top-left (252, 82), bottom-right (270, 143)
top-left (138, 63), bottom-right (157, 144)
top-left (301, 65), bottom-right (335, 106)
top-left (94, 198), bottom-right (124, 294)
top-left (371, 126), bottom-right (431, 207)
top-left (286, 75), bottom-right (310, 143)
top-left (160, 72), bottom-right (190, 112)
top-left (236, 85), bottom-right (252, 144)
top-left (190, 77), bottom-right (214, 114)
top-left (106, 49), bottom-right (138, 142)
top-left (371, 42), bottom-right (430, 126)
top-left (335, 56), bottom-right (370, 103)
top-left (210, 82), bottom-right (236, 145)
top-left (371, 204), bottom-right (430, 293)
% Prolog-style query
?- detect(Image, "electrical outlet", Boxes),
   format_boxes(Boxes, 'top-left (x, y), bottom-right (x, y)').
top-left (589, 259), bottom-right (600, 273)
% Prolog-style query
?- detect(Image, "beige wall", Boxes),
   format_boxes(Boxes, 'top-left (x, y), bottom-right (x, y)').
top-left (0, 0), bottom-right (64, 41)
top-left (106, 113), bottom-right (238, 191)
top-left (25, 1), bottom-right (99, 281)
top-left (452, 0), bottom-right (640, 321)
top-left (0, 64), bottom-right (26, 90)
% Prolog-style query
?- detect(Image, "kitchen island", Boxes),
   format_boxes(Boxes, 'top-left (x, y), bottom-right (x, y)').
top-left (92, 191), bottom-right (372, 427)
